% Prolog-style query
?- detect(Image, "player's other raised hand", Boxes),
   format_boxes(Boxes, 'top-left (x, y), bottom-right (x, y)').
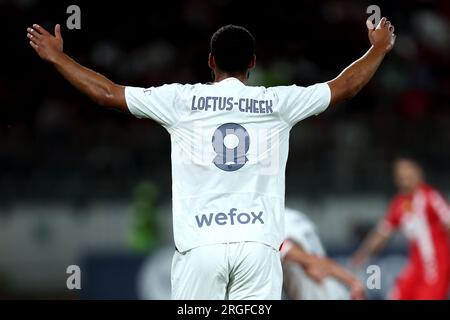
top-left (27, 24), bottom-right (63, 63)
top-left (367, 17), bottom-right (396, 54)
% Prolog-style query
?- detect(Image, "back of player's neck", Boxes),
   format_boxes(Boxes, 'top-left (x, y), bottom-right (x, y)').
top-left (214, 72), bottom-right (247, 83)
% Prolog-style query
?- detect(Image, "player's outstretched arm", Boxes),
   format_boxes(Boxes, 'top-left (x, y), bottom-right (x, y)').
top-left (283, 242), bottom-right (328, 283)
top-left (320, 257), bottom-right (366, 300)
top-left (27, 24), bottom-right (127, 112)
top-left (284, 241), bottom-right (366, 299)
top-left (350, 225), bottom-right (392, 268)
top-left (327, 17), bottom-right (396, 106)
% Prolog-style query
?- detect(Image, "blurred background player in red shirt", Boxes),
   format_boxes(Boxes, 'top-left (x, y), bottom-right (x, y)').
top-left (352, 158), bottom-right (450, 299)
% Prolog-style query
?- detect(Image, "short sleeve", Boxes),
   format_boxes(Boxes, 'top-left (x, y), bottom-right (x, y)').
top-left (125, 84), bottom-right (184, 127)
top-left (381, 198), bottom-right (402, 231)
top-left (275, 82), bottom-right (331, 126)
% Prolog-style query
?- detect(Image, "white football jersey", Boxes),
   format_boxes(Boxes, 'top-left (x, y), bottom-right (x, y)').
top-left (125, 77), bottom-right (330, 252)
top-left (284, 208), bottom-right (326, 256)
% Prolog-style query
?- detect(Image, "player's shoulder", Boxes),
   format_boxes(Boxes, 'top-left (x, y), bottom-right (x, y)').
top-left (267, 82), bottom-right (326, 91)
top-left (152, 82), bottom-right (205, 101)
top-left (139, 82), bottom-right (196, 96)
top-left (285, 208), bottom-right (313, 225)
top-left (420, 183), bottom-right (446, 201)
top-left (284, 207), bottom-right (304, 218)
top-left (390, 193), bottom-right (406, 207)
top-left (164, 82), bottom-right (198, 92)
top-left (267, 82), bottom-right (330, 100)
top-left (266, 84), bottom-right (302, 94)
top-left (419, 183), bottom-right (437, 193)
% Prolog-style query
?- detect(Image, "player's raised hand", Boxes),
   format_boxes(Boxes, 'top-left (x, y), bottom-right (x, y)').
top-left (27, 24), bottom-right (64, 63)
top-left (367, 17), bottom-right (396, 54)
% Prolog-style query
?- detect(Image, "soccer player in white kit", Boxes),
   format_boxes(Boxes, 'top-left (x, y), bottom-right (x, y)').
top-left (26, 18), bottom-right (396, 299)
top-left (281, 208), bottom-right (365, 300)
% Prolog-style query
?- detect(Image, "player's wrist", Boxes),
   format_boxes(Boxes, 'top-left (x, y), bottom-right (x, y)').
top-left (369, 44), bottom-right (388, 56)
top-left (49, 50), bottom-right (66, 65)
top-left (348, 277), bottom-right (361, 288)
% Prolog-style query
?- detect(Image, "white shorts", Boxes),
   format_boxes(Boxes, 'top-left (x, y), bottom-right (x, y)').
top-left (171, 242), bottom-right (282, 300)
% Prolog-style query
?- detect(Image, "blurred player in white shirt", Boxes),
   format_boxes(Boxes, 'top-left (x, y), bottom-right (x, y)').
top-left (27, 18), bottom-right (396, 299)
top-left (281, 208), bottom-right (365, 300)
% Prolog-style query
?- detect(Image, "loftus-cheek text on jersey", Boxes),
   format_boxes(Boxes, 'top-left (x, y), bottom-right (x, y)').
top-left (125, 78), bottom-right (331, 252)
top-left (191, 95), bottom-right (274, 114)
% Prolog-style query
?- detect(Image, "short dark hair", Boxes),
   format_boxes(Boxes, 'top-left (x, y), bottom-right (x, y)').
top-left (210, 25), bottom-right (256, 74)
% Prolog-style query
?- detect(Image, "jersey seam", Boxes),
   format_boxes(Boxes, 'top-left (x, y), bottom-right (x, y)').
top-left (272, 87), bottom-right (293, 130)
top-left (165, 84), bottom-right (189, 132)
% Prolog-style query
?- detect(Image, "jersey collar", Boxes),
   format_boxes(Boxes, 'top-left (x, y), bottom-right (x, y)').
top-left (214, 77), bottom-right (245, 86)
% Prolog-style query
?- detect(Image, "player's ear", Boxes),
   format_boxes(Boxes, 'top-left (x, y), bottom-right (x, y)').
top-left (208, 53), bottom-right (216, 70)
top-left (248, 54), bottom-right (256, 70)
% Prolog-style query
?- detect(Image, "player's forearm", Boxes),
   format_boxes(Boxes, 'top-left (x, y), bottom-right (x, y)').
top-left (324, 258), bottom-right (359, 288)
top-left (355, 229), bottom-right (389, 262)
top-left (342, 46), bottom-right (386, 95)
top-left (328, 46), bottom-right (386, 103)
top-left (327, 18), bottom-right (395, 105)
top-left (27, 24), bottom-right (127, 111)
top-left (284, 245), bottom-right (317, 268)
top-left (52, 52), bottom-right (125, 109)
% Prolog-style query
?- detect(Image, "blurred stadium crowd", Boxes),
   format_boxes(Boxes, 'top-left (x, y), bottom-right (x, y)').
top-left (0, 0), bottom-right (449, 299)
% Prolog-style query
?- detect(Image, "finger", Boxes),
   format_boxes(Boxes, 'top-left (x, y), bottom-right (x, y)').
top-left (389, 25), bottom-right (395, 33)
top-left (29, 40), bottom-right (39, 50)
top-left (54, 24), bottom-right (62, 40)
top-left (27, 32), bottom-right (40, 44)
top-left (385, 21), bottom-right (391, 29)
top-left (366, 19), bottom-right (375, 30)
top-left (376, 17), bottom-right (387, 29)
top-left (27, 27), bottom-right (42, 39)
top-left (32, 24), bottom-right (50, 36)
